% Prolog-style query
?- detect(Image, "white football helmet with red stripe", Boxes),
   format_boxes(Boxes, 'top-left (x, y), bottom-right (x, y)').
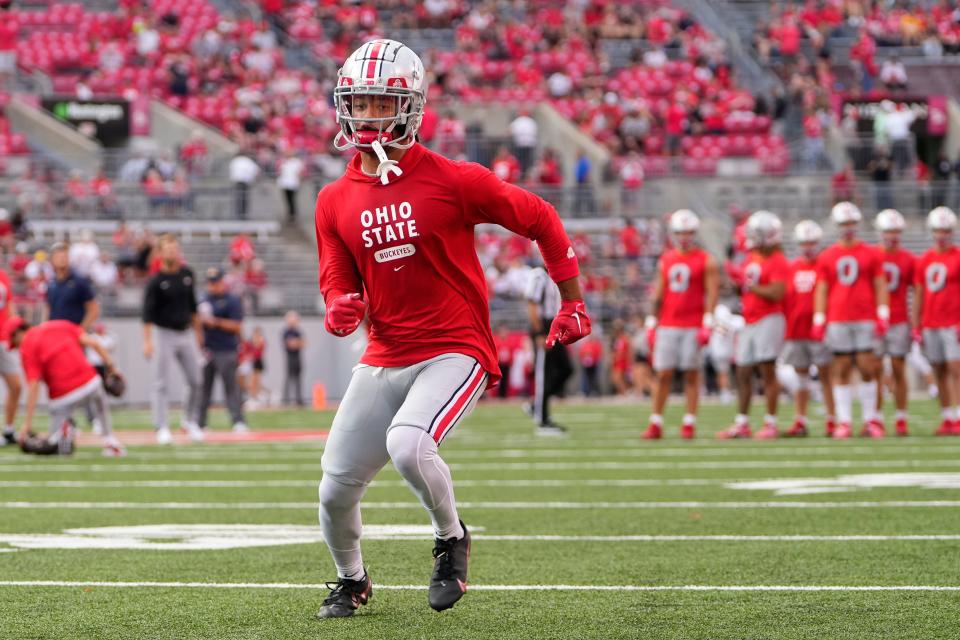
top-left (927, 206), bottom-right (957, 231)
top-left (745, 210), bottom-right (782, 249)
top-left (875, 209), bottom-right (905, 232)
top-left (333, 39), bottom-right (427, 153)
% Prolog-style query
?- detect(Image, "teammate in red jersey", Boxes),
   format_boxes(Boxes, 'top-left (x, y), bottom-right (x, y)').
top-left (781, 220), bottom-right (835, 437)
top-left (0, 267), bottom-right (22, 446)
top-left (314, 39), bottom-right (590, 618)
top-left (643, 209), bottom-right (719, 440)
top-left (2, 317), bottom-right (125, 456)
top-left (718, 211), bottom-right (789, 439)
top-left (873, 209), bottom-right (916, 436)
top-left (912, 207), bottom-right (960, 436)
top-left (813, 202), bottom-right (889, 439)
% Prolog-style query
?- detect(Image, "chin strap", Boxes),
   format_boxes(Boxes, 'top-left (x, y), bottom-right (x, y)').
top-left (371, 139), bottom-right (402, 185)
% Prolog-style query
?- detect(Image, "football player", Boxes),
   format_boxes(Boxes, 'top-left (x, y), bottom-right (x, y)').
top-left (873, 209), bottom-right (915, 436)
top-left (912, 207), bottom-right (960, 436)
top-left (314, 39), bottom-right (591, 618)
top-left (2, 317), bottom-right (125, 456)
top-left (813, 202), bottom-right (889, 439)
top-left (0, 264), bottom-right (20, 446)
top-left (643, 209), bottom-right (719, 439)
top-left (782, 220), bottom-right (835, 437)
top-left (718, 211), bottom-right (789, 439)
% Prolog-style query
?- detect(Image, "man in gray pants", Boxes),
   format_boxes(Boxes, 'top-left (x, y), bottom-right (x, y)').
top-left (197, 267), bottom-right (247, 433)
top-left (143, 234), bottom-right (205, 445)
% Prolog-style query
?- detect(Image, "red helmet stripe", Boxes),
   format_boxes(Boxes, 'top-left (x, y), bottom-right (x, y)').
top-left (366, 42), bottom-right (384, 80)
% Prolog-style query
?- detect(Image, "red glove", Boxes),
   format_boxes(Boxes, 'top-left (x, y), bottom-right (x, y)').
top-left (696, 325), bottom-right (711, 347)
top-left (546, 300), bottom-right (591, 347)
top-left (874, 317), bottom-right (889, 338)
top-left (913, 327), bottom-right (924, 346)
top-left (874, 305), bottom-right (890, 338)
top-left (811, 313), bottom-right (827, 342)
top-left (324, 293), bottom-right (367, 337)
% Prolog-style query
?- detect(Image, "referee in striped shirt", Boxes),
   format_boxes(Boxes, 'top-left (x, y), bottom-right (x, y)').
top-left (525, 266), bottom-right (572, 435)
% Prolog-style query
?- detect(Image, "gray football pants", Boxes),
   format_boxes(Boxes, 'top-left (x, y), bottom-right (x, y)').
top-left (319, 353), bottom-right (487, 580)
top-left (49, 377), bottom-right (113, 442)
top-left (199, 351), bottom-right (244, 427)
top-left (151, 327), bottom-right (202, 429)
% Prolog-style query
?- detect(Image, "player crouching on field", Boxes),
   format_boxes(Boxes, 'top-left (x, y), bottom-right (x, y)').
top-left (718, 211), bottom-right (789, 439)
top-left (912, 207), bottom-right (960, 436)
top-left (2, 317), bottom-right (126, 456)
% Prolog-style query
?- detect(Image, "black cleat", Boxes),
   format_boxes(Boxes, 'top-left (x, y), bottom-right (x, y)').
top-left (2, 428), bottom-right (15, 446)
top-left (429, 520), bottom-right (470, 612)
top-left (536, 421), bottom-right (568, 437)
top-left (315, 573), bottom-right (372, 619)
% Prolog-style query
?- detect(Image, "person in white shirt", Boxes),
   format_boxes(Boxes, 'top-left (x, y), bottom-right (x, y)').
top-left (708, 304), bottom-right (744, 404)
top-left (277, 149), bottom-right (305, 224)
top-left (883, 104), bottom-right (916, 176)
top-left (68, 229), bottom-right (100, 278)
top-left (229, 151), bottom-right (260, 219)
top-left (509, 110), bottom-right (538, 175)
top-left (879, 57), bottom-right (908, 91)
top-left (90, 253), bottom-right (119, 291)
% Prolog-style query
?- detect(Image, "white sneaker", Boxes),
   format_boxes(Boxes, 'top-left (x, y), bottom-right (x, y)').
top-left (232, 422), bottom-right (249, 434)
top-left (183, 422), bottom-right (205, 443)
top-left (91, 418), bottom-right (104, 436)
top-left (156, 426), bottom-right (173, 445)
top-left (102, 439), bottom-right (127, 457)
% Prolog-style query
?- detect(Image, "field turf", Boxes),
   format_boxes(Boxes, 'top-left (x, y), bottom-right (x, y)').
top-left (2, 400), bottom-right (960, 639)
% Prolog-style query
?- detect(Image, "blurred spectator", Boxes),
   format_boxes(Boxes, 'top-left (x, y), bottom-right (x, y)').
top-left (90, 253), bottom-right (119, 292)
top-left (801, 109), bottom-right (827, 172)
top-left (244, 258), bottom-right (268, 311)
top-left (532, 148), bottom-right (563, 187)
top-left (619, 152), bottom-right (645, 212)
top-left (277, 149), bottom-right (305, 225)
top-left (282, 310), bottom-right (305, 407)
top-left (831, 163), bottom-right (857, 204)
top-left (577, 336), bottom-right (603, 397)
top-left (610, 321), bottom-right (631, 394)
top-left (493, 324), bottom-right (514, 399)
top-left (229, 149), bottom-right (260, 220)
top-left (572, 151), bottom-right (595, 215)
top-left (180, 130), bottom-right (209, 176)
top-left (618, 102), bottom-right (652, 153)
top-left (491, 146), bottom-right (521, 183)
top-left (90, 169), bottom-right (120, 218)
top-left (229, 233), bottom-right (256, 267)
top-left (880, 56), bottom-right (908, 91)
top-left (436, 110), bottom-right (466, 159)
top-left (68, 229), bottom-right (100, 278)
top-left (509, 109), bottom-right (538, 176)
top-left (884, 104), bottom-right (916, 175)
top-left (933, 153), bottom-right (953, 208)
top-left (63, 171), bottom-right (89, 213)
top-left (868, 147), bottom-right (894, 211)
top-left (0, 208), bottom-right (12, 252)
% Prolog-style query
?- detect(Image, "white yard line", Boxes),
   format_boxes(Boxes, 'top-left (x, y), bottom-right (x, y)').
top-left (4, 459), bottom-right (960, 473)
top-left (3, 500), bottom-right (960, 509)
top-left (0, 479), bottom-right (718, 488)
top-left (54, 444), bottom-right (960, 461)
top-left (0, 580), bottom-right (957, 592)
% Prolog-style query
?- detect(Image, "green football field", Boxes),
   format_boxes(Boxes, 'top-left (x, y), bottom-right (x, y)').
top-left (2, 400), bottom-right (960, 639)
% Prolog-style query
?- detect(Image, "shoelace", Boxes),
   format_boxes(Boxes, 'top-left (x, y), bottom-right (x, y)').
top-left (322, 578), bottom-right (363, 605)
top-left (432, 539), bottom-right (457, 579)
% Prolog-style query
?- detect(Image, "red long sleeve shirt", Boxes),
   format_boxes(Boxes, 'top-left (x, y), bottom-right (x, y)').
top-left (315, 143), bottom-right (579, 385)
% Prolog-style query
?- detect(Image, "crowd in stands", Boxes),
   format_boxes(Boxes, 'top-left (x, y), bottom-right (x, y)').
top-left (0, 224), bottom-right (270, 320)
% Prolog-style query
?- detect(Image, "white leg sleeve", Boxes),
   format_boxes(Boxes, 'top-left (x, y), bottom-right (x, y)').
top-left (835, 384), bottom-right (853, 424)
top-left (386, 425), bottom-right (464, 541)
top-left (858, 382), bottom-right (878, 422)
top-left (318, 474), bottom-right (367, 580)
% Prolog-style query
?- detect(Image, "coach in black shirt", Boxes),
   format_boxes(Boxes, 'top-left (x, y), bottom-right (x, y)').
top-left (142, 234), bottom-right (204, 445)
top-left (46, 242), bottom-right (99, 330)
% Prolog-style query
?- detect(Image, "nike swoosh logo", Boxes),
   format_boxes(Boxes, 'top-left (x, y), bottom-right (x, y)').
top-left (394, 265), bottom-right (405, 271)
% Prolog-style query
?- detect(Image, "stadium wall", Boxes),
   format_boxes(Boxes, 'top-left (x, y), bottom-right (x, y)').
top-left (0, 318), bottom-right (365, 410)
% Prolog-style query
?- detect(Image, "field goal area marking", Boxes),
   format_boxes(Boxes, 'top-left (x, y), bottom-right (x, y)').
top-left (1, 580), bottom-right (959, 592)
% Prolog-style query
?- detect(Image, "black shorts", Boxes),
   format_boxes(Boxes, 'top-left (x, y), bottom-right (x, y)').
top-left (253, 358), bottom-right (264, 373)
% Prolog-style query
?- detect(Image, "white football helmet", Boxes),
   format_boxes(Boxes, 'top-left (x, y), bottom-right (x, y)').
top-left (927, 206), bottom-right (958, 231)
top-left (830, 201), bottom-right (862, 225)
top-left (793, 219), bottom-right (823, 244)
top-left (333, 39), bottom-right (427, 153)
top-left (745, 210), bottom-right (782, 249)
top-left (875, 209), bottom-right (905, 232)
top-left (669, 209), bottom-right (700, 234)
